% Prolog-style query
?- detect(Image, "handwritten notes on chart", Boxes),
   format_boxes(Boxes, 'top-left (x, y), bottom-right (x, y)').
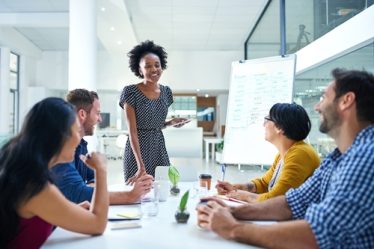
top-left (222, 55), bottom-right (296, 166)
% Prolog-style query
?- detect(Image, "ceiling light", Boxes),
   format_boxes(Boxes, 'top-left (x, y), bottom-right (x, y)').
top-left (110, 27), bottom-right (115, 31)
top-left (101, 7), bottom-right (106, 12)
top-left (117, 41), bottom-right (122, 45)
top-left (196, 89), bottom-right (200, 92)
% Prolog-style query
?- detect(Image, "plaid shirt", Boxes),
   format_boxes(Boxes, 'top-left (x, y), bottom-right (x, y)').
top-left (286, 124), bottom-right (374, 249)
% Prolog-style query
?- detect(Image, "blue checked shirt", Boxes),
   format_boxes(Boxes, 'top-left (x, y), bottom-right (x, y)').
top-left (286, 124), bottom-right (374, 249)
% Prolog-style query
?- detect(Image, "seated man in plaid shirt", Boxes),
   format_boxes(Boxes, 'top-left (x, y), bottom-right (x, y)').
top-left (197, 68), bottom-right (374, 249)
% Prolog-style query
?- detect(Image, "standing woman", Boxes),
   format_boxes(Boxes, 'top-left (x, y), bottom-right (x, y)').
top-left (0, 98), bottom-right (108, 249)
top-left (119, 40), bottom-right (188, 183)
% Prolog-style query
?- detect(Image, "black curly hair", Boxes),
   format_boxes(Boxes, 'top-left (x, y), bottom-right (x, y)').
top-left (268, 103), bottom-right (311, 141)
top-left (127, 40), bottom-right (168, 78)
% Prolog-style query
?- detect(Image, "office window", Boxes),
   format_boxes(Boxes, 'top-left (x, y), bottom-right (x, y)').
top-left (168, 95), bottom-right (197, 118)
top-left (294, 42), bottom-right (374, 158)
top-left (245, 0), bottom-right (373, 58)
top-left (9, 52), bottom-right (20, 135)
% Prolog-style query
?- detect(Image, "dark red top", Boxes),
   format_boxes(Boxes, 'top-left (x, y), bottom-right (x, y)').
top-left (8, 216), bottom-right (53, 249)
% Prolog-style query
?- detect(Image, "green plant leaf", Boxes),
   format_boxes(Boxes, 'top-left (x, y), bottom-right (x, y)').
top-left (215, 140), bottom-right (224, 152)
top-left (179, 190), bottom-right (189, 212)
top-left (168, 166), bottom-right (180, 186)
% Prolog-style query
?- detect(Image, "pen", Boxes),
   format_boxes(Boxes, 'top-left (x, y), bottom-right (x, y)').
top-left (221, 164), bottom-right (226, 181)
top-left (108, 217), bottom-right (140, 221)
top-left (215, 195), bottom-right (247, 205)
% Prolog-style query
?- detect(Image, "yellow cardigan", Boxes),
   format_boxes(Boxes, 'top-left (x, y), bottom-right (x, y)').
top-left (252, 141), bottom-right (320, 201)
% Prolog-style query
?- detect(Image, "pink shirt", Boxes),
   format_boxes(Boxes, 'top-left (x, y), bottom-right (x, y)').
top-left (8, 216), bottom-right (53, 249)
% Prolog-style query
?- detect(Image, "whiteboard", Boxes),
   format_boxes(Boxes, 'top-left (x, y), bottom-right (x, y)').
top-left (222, 55), bottom-right (296, 165)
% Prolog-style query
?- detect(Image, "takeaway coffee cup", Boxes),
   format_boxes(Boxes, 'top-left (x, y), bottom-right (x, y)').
top-left (199, 174), bottom-right (212, 190)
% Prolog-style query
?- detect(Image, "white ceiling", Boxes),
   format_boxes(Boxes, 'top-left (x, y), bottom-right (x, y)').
top-left (124, 0), bottom-right (267, 51)
top-left (0, 0), bottom-right (268, 52)
top-left (0, 0), bottom-right (70, 50)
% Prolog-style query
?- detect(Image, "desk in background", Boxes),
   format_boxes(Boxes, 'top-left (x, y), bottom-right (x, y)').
top-left (203, 137), bottom-right (223, 162)
top-left (96, 129), bottom-right (128, 159)
top-left (96, 128), bottom-right (203, 159)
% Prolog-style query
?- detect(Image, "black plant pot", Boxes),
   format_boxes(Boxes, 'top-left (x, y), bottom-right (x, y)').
top-left (170, 185), bottom-right (180, 196)
top-left (175, 210), bottom-right (190, 223)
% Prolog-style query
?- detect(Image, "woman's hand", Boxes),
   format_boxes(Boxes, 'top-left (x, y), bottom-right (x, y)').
top-left (78, 200), bottom-right (91, 210)
top-left (216, 180), bottom-right (236, 194)
top-left (126, 167), bottom-right (147, 185)
top-left (128, 174), bottom-right (154, 202)
top-left (168, 118), bottom-right (190, 128)
top-left (227, 190), bottom-right (258, 203)
top-left (79, 152), bottom-right (107, 172)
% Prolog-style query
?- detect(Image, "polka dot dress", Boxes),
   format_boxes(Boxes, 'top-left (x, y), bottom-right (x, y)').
top-left (119, 84), bottom-right (173, 181)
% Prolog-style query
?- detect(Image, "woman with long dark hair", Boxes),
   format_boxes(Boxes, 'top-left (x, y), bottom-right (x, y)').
top-left (0, 97), bottom-right (108, 249)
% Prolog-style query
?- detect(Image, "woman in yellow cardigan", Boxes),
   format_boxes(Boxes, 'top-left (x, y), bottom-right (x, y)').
top-left (216, 103), bottom-right (320, 202)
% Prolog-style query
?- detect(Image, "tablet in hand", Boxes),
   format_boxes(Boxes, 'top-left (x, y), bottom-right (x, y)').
top-left (172, 119), bottom-right (191, 127)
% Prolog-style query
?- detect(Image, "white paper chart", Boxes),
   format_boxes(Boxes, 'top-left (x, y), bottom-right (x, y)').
top-left (222, 55), bottom-right (296, 166)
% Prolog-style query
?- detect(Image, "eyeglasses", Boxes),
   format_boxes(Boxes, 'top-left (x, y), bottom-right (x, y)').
top-left (263, 116), bottom-right (274, 125)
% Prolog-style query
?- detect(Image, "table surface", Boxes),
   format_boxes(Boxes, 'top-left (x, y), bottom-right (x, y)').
top-left (43, 183), bottom-right (261, 249)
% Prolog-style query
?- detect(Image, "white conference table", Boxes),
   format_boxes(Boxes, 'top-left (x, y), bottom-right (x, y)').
top-left (43, 183), bottom-right (261, 249)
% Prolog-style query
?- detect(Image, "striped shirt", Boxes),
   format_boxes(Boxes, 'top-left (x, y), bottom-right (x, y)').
top-left (286, 124), bottom-right (374, 249)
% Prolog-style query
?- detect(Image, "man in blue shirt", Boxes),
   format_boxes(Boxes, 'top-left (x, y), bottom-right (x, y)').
top-left (197, 68), bottom-right (374, 249)
top-left (51, 89), bottom-right (153, 204)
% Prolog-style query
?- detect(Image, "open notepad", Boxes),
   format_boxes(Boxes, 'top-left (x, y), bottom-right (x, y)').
top-left (108, 209), bottom-right (141, 221)
top-left (214, 195), bottom-right (248, 207)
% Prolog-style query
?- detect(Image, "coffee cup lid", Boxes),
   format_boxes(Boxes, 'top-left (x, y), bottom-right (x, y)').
top-left (199, 174), bottom-right (212, 179)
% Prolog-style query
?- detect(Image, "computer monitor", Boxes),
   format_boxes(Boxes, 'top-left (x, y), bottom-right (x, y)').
top-left (99, 112), bottom-right (110, 129)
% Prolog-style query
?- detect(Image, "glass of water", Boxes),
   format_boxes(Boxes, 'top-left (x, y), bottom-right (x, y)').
top-left (141, 188), bottom-right (159, 218)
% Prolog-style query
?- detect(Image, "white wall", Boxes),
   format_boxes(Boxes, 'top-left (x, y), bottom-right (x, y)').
top-left (95, 50), bottom-right (242, 92)
top-left (0, 27), bottom-right (42, 133)
top-left (217, 93), bottom-right (228, 135)
top-left (164, 50), bottom-right (242, 91)
top-left (35, 50), bottom-right (242, 93)
top-left (36, 51), bottom-right (69, 90)
top-left (19, 55), bottom-right (39, 125)
top-left (32, 49), bottom-right (240, 132)
top-left (0, 47), bottom-right (10, 134)
top-left (96, 50), bottom-right (135, 90)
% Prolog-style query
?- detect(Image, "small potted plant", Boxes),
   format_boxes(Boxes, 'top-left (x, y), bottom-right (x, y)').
top-left (175, 190), bottom-right (190, 223)
top-left (168, 165), bottom-right (180, 195)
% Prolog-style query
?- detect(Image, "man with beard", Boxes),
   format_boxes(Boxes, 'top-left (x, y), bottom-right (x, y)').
top-left (197, 68), bottom-right (374, 249)
top-left (51, 89), bottom-right (153, 205)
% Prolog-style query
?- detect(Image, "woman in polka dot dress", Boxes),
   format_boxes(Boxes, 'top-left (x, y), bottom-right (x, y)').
top-left (119, 40), bottom-right (189, 183)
